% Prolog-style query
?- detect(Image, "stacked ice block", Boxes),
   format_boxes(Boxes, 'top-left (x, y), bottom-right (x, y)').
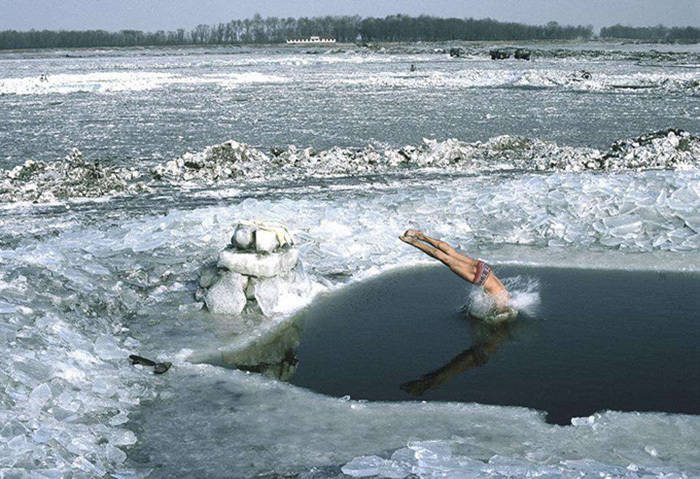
top-left (197, 221), bottom-right (303, 317)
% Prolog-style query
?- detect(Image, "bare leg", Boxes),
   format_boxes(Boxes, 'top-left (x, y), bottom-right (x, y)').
top-left (413, 231), bottom-right (477, 267)
top-left (399, 232), bottom-right (454, 264)
top-left (399, 233), bottom-right (477, 283)
top-left (400, 230), bottom-right (510, 308)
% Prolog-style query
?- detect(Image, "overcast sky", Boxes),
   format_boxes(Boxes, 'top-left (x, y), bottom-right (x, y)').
top-left (1, 0), bottom-right (698, 31)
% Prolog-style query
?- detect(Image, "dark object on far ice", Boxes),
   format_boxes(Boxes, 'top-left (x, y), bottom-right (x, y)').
top-left (410, 63), bottom-right (416, 72)
top-left (569, 70), bottom-right (592, 82)
top-left (514, 48), bottom-right (531, 60)
top-left (449, 47), bottom-right (464, 58)
top-left (129, 354), bottom-right (172, 374)
top-left (489, 48), bottom-right (511, 60)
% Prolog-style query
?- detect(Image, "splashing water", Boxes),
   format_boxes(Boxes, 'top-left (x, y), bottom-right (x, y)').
top-left (467, 275), bottom-right (541, 318)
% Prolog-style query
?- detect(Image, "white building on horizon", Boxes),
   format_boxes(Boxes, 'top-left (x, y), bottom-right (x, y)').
top-left (286, 36), bottom-right (336, 44)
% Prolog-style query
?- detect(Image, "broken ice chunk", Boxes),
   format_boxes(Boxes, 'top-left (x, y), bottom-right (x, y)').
top-left (602, 215), bottom-right (643, 238)
top-left (681, 213), bottom-right (700, 233)
top-left (204, 271), bottom-right (247, 315)
top-left (668, 185), bottom-right (699, 212)
top-left (7, 434), bottom-right (31, 452)
top-left (27, 383), bottom-right (52, 411)
top-left (232, 224), bottom-right (255, 250)
top-left (341, 455), bottom-right (388, 477)
top-left (109, 428), bottom-right (137, 446)
top-left (571, 415), bottom-right (595, 426)
top-left (249, 273), bottom-right (310, 316)
top-left (105, 444), bottom-right (127, 465)
top-left (218, 248), bottom-right (298, 278)
top-left (198, 264), bottom-right (219, 288)
top-left (93, 334), bottom-right (126, 361)
top-left (255, 229), bottom-right (279, 253)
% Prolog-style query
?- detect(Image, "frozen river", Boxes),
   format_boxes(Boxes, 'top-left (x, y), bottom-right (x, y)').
top-left (0, 41), bottom-right (699, 478)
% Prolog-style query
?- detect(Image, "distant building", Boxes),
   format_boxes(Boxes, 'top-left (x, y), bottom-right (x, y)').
top-left (286, 36), bottom-right (336, 44)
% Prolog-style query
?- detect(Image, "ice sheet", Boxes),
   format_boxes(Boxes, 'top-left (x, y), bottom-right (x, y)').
top-left (0, 70), bottom-right (288, 95)
top-left (334, 68), bottom-right (700, 94)
top-left (128, 361), bottom-right (700, 478)
top-left (1, 150), bottom-right (699, 478)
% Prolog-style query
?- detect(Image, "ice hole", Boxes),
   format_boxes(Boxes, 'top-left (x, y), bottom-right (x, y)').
top-left (212, 265), bottom-right (700, 425)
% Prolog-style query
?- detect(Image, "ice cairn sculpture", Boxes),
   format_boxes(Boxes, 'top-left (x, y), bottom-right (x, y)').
top-left (196, 221), bottom-right (308, 317)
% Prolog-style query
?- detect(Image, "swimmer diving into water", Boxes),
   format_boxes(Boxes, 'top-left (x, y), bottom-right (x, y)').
top-left (399, 230), bottom-right (511, 310)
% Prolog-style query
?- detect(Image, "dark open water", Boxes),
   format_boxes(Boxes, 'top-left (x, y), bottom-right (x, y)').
top-left (289, 265), bottom-right (700, 424)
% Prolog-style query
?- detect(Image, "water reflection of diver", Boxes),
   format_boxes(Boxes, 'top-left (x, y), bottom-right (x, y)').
top-left (400, 319), bottom-right (514, 396)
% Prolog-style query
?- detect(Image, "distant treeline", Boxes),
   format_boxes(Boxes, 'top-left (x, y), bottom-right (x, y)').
top-left (600, 24), bottom-right (700, 42)
top-left (0, 14), bottom-right (698, 50)
top-left (0, 14), bottom-right (593, 50)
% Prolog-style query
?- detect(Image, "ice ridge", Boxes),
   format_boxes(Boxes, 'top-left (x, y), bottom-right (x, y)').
top-left (0, 148), bottom-right (148, 202)
top-left (153, 128), bottom-right (700, 182)
top-left (1, 129), bottom-right (698, 203)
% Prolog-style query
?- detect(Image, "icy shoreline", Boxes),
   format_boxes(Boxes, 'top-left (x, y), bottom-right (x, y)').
top-left (131, 360), bottom-right (700, 479)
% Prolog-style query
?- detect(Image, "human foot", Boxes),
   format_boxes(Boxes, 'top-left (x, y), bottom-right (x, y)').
top-left (399, 233), bottom-right (418, 244)
top-left (403, 229), bottom-right (424, 238)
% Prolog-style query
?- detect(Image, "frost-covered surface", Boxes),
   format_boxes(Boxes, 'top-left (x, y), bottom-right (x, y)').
top-left (335, 68), bottom-right (700, 94)
top-left (153, 129), bottom-right (700, 183)
top-left (0, 148), bottom-right (147, 202)
top-left (341, 427), bottom-right (700, 479)
top-left (199, 221), bottom-right (312, 317)
top-left (0, 257), bottom-right (159, 477)
top-left (1, 168), bottom-right (700, 477)
top-left (1, 62), bottom-right (696, 97)
top-left (351, 41), bottom-right (700, 64)
top-left (0, 71), bottom-right (288, 96)
top-left (129, 361), bottom-right (700, 478)
top-left (3, 44), bottom-right (697, 167)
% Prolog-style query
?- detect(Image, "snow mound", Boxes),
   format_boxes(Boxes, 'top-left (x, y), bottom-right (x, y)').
top-left (0, 148), bottom-right (148, 202)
